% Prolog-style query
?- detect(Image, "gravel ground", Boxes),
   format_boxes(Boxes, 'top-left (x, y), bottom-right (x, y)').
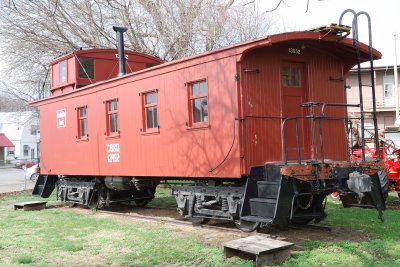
top-left (0, 166), bottom-right (35, 193)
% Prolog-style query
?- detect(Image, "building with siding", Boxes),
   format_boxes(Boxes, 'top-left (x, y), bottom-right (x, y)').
top-left (0, 112), bottom-right (39, 162)
top-left (346, 66), bottom-right (399, 130)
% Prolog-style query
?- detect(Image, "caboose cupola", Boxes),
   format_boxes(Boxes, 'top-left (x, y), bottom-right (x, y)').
top-left (49, 48), bottom-right (163, 96)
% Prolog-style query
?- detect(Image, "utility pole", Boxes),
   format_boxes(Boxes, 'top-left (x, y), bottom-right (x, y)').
top-left (395, 33), bottom-right (399, 124)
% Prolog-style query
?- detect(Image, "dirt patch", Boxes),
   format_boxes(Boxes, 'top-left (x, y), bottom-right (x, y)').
top-left (387, 198), bottom-right (400, 210)
top-left (258, 226), bottom-right (371, 250)
top-left (0, 189), bottom-right (32, 198)
top-left (62, 204), bottom-right (372, 251)
top-left (49, 253), bottom-right (117, 267)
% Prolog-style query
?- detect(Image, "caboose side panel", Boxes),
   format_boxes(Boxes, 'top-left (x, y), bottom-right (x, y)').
top-left (240, 41), bottom-right (349, 173)
top-left (38, 53), bottom-right (242, 178)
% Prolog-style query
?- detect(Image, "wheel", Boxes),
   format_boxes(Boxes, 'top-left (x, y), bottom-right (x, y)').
top-left (328, 192), bottom-right (340, 201)
top-left (291, 217), bottom-right (314, 225)
top-left (66, 202), bottom-right (77, 208)
top-left (30, 173), bottom-right (39, 182)
top-left (189, 217), bottom-right (210, 226)
top-left (378, 170), bottom-right (389, 200)
top-left (234, 219), bottom-right (259, 232)
top-left (291, 193), bottom-right (326, 225)
top-left (87, 190), bottom-right (100, 209)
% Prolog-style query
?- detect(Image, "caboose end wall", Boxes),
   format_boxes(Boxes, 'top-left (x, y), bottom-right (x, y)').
top-left (240, 38), bottom-right (364, 173)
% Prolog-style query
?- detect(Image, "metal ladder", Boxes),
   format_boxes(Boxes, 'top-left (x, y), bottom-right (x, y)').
top-left (339, 9), bottom-right (380, 161)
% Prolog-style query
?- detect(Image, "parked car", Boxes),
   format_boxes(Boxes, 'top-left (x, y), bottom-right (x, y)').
top-left (15, 160), bottom-right (37, 169)
top-left (25, 164), bottom-right (40, 182)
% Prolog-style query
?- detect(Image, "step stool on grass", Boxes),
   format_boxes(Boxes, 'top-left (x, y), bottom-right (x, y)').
top-left (14, 201), bottom-right (47, 211)
top-left (223, 235), bottom-right (293, 266)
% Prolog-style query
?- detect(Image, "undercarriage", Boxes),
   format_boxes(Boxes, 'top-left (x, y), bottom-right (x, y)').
top-left (172, 161), bottom-right (386, 232)
top-left (56, 176), bottom-right (158, 209)
top-left (32, 162), bottom-right (386, 232)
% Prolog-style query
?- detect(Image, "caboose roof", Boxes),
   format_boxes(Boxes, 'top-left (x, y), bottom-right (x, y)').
top-left (49, 48), bottom-right (163, 65)
top-left (32, 27), bottom-right (381, 106)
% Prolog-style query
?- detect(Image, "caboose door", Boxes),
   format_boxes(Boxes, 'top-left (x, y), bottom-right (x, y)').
top-left (281, 62), bottom-right (311, 161)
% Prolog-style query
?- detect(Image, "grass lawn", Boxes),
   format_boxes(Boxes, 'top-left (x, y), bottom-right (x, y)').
top-left (0, 190), bottom-right (399, 266)
top-left (280, 193), bottom-right (400, 267)
top-left (0, 191), bottom-right (252, 267)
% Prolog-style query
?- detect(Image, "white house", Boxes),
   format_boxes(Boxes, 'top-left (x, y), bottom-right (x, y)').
top-left (0, 112), bottom-right (40, 161)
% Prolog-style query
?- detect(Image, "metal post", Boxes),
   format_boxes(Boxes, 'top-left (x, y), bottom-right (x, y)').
top-left (339, 9), bottom-right (366, 161)
top-left (23, 165), bottom-right (27, 190)
top-left (355, 12), bottom-right (380, 160)
top-left (395, 33), bottom-right (399, 123)
top-left (354, 40), bottom-right (366, 161)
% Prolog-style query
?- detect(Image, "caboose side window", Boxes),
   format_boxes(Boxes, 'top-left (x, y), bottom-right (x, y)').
top-left (106, 99), bottom-right (119, 135)
top-left (143, 91), bottom-right (158, 131)
top-left (78, 58), bottom-right (94, 79)
top-left (59, 60), bottom-right (67, 83)
top-left (77, 106), bottom-right (88, 139)
top-left (189, 81), bottom-right (208, 125)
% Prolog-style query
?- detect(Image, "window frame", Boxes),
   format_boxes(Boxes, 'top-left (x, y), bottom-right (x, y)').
top-left (77, 57), bottom-right (95, 79)
top-left (141, 89), bottom-right (160, 135)
top-left (281, 64), bottom-right (301, 88)
top-left (384, 83), bottom-right (394, 98)
top-left (59, 60), bottom-right (67, 84)
top-left (187, 79), bottom-right (209, 129)
top-left (77, 105), bottom-right (89, 140)
top-left (30, 125), bottom-right (39, 135)
top-left (23, 145), bottom-right (29, 157)
top-left (105, 98), bottom-right (120, 138)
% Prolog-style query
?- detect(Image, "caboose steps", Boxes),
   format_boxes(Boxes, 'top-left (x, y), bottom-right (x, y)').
top-left (257, 181), bottom-right (280, 198)
top-left (249, 198), bottom-right (277, 218)
top-left (240, 164), bottom-right (285, 224)
top-left (32, 175), bottom-right (58, 198)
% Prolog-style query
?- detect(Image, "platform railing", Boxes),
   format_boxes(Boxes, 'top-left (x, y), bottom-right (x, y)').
top-left (242, 99), bottom-right (381, 165)
top-left (243, 106), bottom-right (360, 166)
top-left (281, 102), bottom-right (362, 165)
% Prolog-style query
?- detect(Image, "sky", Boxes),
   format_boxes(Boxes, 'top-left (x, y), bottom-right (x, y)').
top-left (258, 0), bottom-right (400, 67)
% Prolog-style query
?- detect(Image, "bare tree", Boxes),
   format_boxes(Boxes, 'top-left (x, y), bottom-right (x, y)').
top-left (0, 0), bottom-right (275, 110)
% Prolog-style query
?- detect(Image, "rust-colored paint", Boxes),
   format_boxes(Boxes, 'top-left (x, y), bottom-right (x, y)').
top-left (280, 161), bottom-right (383, 181)
top-left (33, 31), bottom-right (381, 179)
top-left (281, 61), bottom-right (310, 160)
top-left (240, 38), bottom-right (365, 174)
top-left (50, 49), bottom-right (163, 95)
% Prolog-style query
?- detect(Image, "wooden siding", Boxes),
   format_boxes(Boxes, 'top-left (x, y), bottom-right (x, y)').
top-left (241, 41), bottom-right (349, 173)
top-left (34, 31), bottom-right (381, 179)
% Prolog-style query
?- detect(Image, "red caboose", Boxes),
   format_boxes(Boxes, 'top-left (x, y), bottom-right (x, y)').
top-left (33, 25), bottom-right (386, 231)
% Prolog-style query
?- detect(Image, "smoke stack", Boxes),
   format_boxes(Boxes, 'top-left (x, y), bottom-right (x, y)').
top-left (113, 26), bottom-right (128, 76)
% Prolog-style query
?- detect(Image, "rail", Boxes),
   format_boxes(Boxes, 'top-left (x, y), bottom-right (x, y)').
top-left (339, 10), bottom-right (380, 161)
top-left (281, 102), bottom-right (361, 164)
top-left (243, 102), bottom-right (362, 165)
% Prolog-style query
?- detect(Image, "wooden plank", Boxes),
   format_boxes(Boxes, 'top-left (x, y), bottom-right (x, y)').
top-left (14, 201), bottom-right (47, 211)
top-left (223, 235), bottom-right (293, 255)
top-left (223, 236), bottom-right (294, 266)
top-left (256, 249), bottom-right (292, 267)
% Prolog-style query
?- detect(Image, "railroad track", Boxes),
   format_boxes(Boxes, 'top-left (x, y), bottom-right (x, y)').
top-left (0, 189), bottom-right (333, 234)
top-left (94, 207), bottom-right (332, 235)
top-left (96, 208), bottom-right (271, 236)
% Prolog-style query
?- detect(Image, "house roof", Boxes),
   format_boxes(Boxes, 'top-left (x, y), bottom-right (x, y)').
top-left (0, 133), bottom-right (14, 147)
